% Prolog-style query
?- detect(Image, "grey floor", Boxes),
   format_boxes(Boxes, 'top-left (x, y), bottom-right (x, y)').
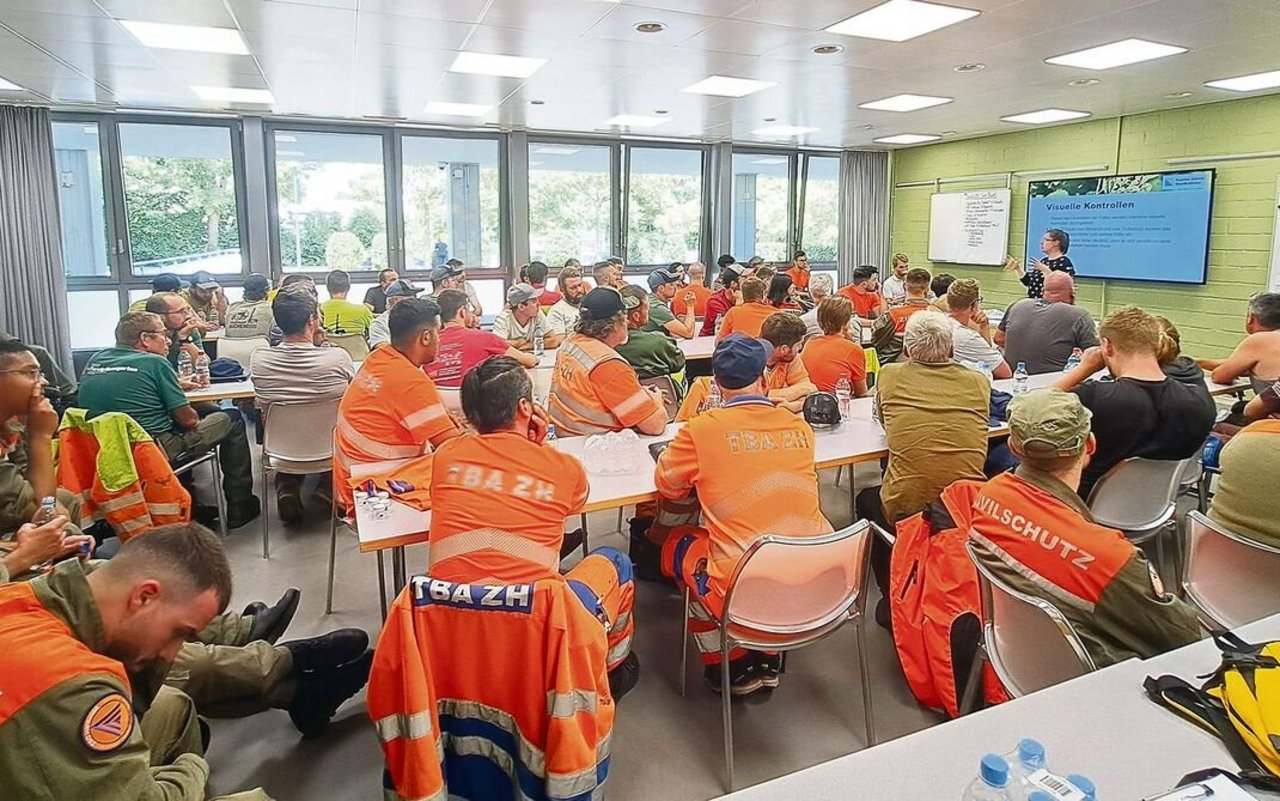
top-left (201, 447), bottom-right (946, 800)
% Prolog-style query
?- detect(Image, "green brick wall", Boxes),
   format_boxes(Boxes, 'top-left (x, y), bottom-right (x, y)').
top-left (888, 94), bottom-right (1280, 357)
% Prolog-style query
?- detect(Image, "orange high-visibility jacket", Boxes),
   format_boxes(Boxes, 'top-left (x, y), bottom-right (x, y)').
top-left (369, 575), bottom-right (614, 801)
top-left (55, 410), bottom-right (190, 541)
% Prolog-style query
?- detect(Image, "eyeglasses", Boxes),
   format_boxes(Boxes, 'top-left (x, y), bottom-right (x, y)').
top-left (0, 367), bottom-right (43, 379)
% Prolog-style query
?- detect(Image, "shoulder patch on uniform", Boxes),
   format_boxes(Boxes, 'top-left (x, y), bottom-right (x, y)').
top-left (81, 693), bottom-right (133, 753)
top-left (1147, 561), bottom-right (1167, 599)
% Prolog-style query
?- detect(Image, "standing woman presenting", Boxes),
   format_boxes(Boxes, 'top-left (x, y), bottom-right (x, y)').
top-left (1004, 228), bottom-right (1075, 298)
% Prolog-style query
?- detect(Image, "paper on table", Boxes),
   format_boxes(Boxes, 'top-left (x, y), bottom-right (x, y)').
top-left (1143, 772), bottom-right (1264, 800)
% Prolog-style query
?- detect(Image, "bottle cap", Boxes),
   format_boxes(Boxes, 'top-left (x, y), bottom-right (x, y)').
top-left (1066, 774), bottom-right (1096, 800)
top-left (980, 754), bottom-right (1009, 787)
top-left (1016, 361), bottom-right (1027, 371)
top-left (1017, 738), bottom-right (1045, 767)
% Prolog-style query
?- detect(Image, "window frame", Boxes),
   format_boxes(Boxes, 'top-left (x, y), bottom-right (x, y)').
top-left (797, 152), bottom-right (841, 269)
top-left (620, 141), bottom-right (711, 272)
top-left (526, 135), bottom-right (621, 272)
top-left (729, 147), bottom-right (799, 265)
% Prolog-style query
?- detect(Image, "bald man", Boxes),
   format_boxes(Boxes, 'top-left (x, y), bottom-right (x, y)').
top-left (997, 272), bottom-right (1099, 374)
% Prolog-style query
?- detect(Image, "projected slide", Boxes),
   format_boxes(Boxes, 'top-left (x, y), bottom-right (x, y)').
top-left (1026, 170), bottom-right (1214, 284)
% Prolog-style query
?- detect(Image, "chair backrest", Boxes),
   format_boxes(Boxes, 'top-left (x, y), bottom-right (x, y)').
top-left (263, 398), bottom-right (341, 464)
top-left (1183, 511), bottom-right (1280, 630)
top-left (1086, 457), bottom-right (1187, 532)
top-left (327, 333), bottom-right (370, 361)
top-left (639, 374), bottom-right (680, 422)
top-left (966, 541), bottom-right (1095, 697)
top-left (217, 336), bottom-right (269, 366)
top-left (723, 520), bottom-right (871, 636)
top-left (1177, 455), bottom-right (1204, 489)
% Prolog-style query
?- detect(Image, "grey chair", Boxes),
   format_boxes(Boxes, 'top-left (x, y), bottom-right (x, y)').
top-left (259, 398), bottom-right (340, 559)
top-left (172, 448), bottom-right (226, 539)
top-left (1086, 456), bottom-right (1191, 582)
top-left (326, 332), bottom-right (370, 361)
top-left (1182, 510), bottom-right (1280, 630)
top-left (1176, 456), bottom-right (1210, 513)
top-left (961, 541), bottom-right (1095, 712)
top-left (216, 336), bottom-right (269, 367)
top-left (677, 520), bottom-right (876, 791)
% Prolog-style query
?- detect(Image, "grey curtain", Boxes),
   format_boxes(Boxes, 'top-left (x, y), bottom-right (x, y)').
top-left (838, 150), bottom-right (890, 285)
top-left (0, 105), bottom-right (72, 372)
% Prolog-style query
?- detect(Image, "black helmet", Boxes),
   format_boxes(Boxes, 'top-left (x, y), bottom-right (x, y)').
top-left (802, 392), bottom-right (841, 428)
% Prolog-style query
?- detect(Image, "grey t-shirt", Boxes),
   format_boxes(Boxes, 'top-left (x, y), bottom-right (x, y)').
top-left (250, 342), bottom-right (355, 413)
top-left (999, 299), bottom-right (1099, 375)
top-left (492, 309), bottom-right (549, 343)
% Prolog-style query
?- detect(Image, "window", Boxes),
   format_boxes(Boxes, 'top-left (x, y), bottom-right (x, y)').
top-left (273, 130), bottom-right (388, 273)
top-left (67, 291), bottom-right (120, 349)
top-left (626, 147), bottom-right (703, 266)
top-left (732, 153), bottom-right (791, 263)
top-left (801, 156), bottom-right (839, 264)
top-left (528, 143), bottom-right (613, 266)
top-left (401, 135), bottom-right (501, 272)
top-left (119, 122), bottom-right (243, 276)
top-left (52, 122), bottom-right (111, 278)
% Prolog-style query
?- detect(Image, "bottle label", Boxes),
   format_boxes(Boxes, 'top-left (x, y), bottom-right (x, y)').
top-left (1026, 769), bottom-right (1086, 801)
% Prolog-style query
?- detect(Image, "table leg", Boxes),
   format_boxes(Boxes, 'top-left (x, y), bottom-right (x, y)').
top-left (392, 546), bottom-right (408, 594)
top-left (848, 463), bottom-right (858, 522)
top-left (376, 551), bottom-right (388, 620)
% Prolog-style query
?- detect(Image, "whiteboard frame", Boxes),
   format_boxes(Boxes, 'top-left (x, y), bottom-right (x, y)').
top-left (927, 188), bottom-right (1012, 266)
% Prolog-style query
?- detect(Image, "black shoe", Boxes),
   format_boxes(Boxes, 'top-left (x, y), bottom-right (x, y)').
top-left (247, 588), bottom-right (301, 645)
top-left (193, 504), bottom-right (220, 527)
top-left (226, 496), bottom-right (262, 530)
top-left (875, 596), bottom-right (891, 631)
top-left (628, 528), bottom-right (669, 585)
top-left (289, 649), bottom-right (373, 739)
top-left (607, 652), bottom-right (640, 701)
top-left (276, 490), bottom-right (304, 525)
top-left (282, 628), bottom-right (369, 673)
top-left (242, 601), bottom-right (266, 617)
top-left (560, 528), bottom-right (585, 560)
top-left (198, 718), bottom-right (211, 752)
top-left (754, 652), bottom-right (782, 689)
top-left (704, 658), bottom-right (765, 697)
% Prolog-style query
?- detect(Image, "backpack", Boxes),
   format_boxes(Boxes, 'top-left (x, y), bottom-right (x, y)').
top-left (889, 480), bottom-right (1009, 717)
top-left (868, 313), bottom-right (903, 364)
top-left (1145, 632), bottom-right (1280, 789)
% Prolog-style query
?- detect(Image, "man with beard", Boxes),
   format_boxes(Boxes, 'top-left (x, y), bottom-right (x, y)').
top-left (546, 265), bottom-right (587, 338)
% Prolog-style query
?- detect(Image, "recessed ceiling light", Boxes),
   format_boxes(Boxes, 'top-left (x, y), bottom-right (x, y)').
top-left (682, 75), bottom-right (776, 98)
top-left (1069, 78), bottom-right (1100, 87)
top-left (423, 101), bottom-right (491, 117)
top-left (0, 77), bottom-right (25, 91)
top-left (874, 133), bottom-right (942, 144)
top-left (859, 93), bottom-right (953, 112)
top-left (811, 44), bottom-right (844, 55)
top-left (1165, 90), bottom-right (1193, 99)
top-left (191, 86), bottom-right (274, 104)
top-left (751, 157), bottom-right (788, 165)
top-left (953, 62), bottom-right (985, 73)
top-left (826, 0), bottom-right (979, 43)
top-left (1205, 69), bottom-right (1280, 92)
top-left (449, 51), bottom-right (547, 78)
top-left (1001, 108), bottom-right (1091, 124)
top-left (752, 125), bottom-right (818, 137)
top-left (1046, 38), bottom-right (1187, 70)
top-left (119, 20), bottom-right (249, 55)
top-left (634, 21), bottom-right (666, 33)
top-left (605, 114), bottom-right (668, 128)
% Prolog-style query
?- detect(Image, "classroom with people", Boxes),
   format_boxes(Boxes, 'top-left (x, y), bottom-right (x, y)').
top-left (3, 1), bottom-right (1280, 799)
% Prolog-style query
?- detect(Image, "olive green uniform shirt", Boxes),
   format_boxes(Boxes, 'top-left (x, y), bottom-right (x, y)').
top-left (78, 348), bottom-right (190, 437)
top-left (615, 328), bottom-right (686, 384)
top-left (1209, 422), bottom-right (1280, 548)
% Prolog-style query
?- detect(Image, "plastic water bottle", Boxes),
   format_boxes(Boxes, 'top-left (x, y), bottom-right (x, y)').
top-left (195, 352), bottom-right (211, 388)
top-left (962, 754), bottom-right (1012, 800)
top-left (1063, 348), bottom-right (1083, 373)
top-left (1006, 739), bottom-right (1047, 798)
top-left (1065, 775), bottom-right (1095, 801)
top-left (533, 331), bottom-right (545, 357)
top-left (35, 496), bottom-right (57, 525)
top-left (835, 377), bottom-right (852, 418)
top-left (1028, 792), bottom-right (1054, 801)
top-left (545, 423), bottom-right (557, 442)
top-left (207, 306), bottom-right (221, 328)
top-left (707, 380), bottom-right (723, 410)
top-left (177, 350), bottom-right (195, 381)
top-left (1012, 362), bottom-right (1029, 396)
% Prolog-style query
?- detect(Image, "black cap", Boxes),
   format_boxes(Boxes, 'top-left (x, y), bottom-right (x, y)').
top-left (580, 287), bottom-right (626, 321)
top-left (243, 274), bottom-right (271, 296)
top-left (385, 279), bottom-right (423, 298)
top-left (152, 273), bottom-right (182, 292)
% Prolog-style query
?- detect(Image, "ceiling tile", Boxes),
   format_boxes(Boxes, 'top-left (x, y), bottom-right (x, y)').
top-left (97, 0), bottom-right (237, 28)
top-left (582, 5), bottom-right (720, 45)
top-left (681, 18), bottom-right (814, 56)
top-left (354, 0), bottom-right (489, 23)
top-left (481, 0), bottom-right (618, 36)
top-left (226, 0), bottom-right (355, 33)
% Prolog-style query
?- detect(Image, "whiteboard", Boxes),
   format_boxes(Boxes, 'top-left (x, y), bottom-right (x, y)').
top-left (1269, 173), bottom-right (1280, 291)
top-left (928, 189), bottom-right (1011, 266)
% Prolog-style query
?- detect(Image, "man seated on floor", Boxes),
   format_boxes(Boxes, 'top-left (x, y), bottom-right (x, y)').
top-left (145, 292), bottom-right (205, 373)
top-left (645, 265), bottom-right (698, 340)
top-left (801, 297), bottom-right (868, 396)
top-left (700, 262), bottom-right (748, 337)
top-left (996, 272), bottom-right (1098, 374)
top-left (836, 265), bottom-right (884, 327)
top-left (716, 277), bottom-right (777, 341)
top-left (546, 265), bottom-right (587, 338)
top-left (798, 272), bottom-right (834, 339)
top-left (224, 273), bottom-right (275, 341)
top-left (547, 288), bottom-right (668, 438)
top-left (427, 288), bottom-right (536, 390)
top-left (251, 288), bottom-right (355, 524)
top-left (1196, 292), bottom-right (1280, 393)
top-left (368, 279), bottom-right (424, 348)
top-left (427, 356), bottom-right (639, 696)
top-left (181, 271), bottom-right (229, 329)
top-left (320, 269), bottom-right (374, 338)
top-left (967, 390), bottom-right (1200, 666)
top-left (652, 334), bottom-right (833, 696)
top-left (79, 313), bottom-right (261, 529)
top-left (615, 285), bottom-right (686, 397)
top-left (0, 524), bottom-right (374, 800)
top-left (946, 278), bottom-right (1011, 379)
top-left (335, 298), bottom-right (461, 510)
top-left (493, 283), bottom-right (562, 351)
top-left (760, 312), bottom-right (817, 413)
top-left (1054, 306), bottom-right (1216, 499)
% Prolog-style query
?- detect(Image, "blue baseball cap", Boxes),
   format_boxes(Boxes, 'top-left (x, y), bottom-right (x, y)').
top-left (712, 333), bottom-right (773, 390)
top-left (646, 265), bottom-right (682, 291)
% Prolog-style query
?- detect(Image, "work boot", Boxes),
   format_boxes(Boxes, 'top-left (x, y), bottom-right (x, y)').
top-left (247, 588), bottom-right (301, 645)
top-left (289, 649), bottom-right (374, 739)
top-left (627, 519), bottom-right (668, 585)
top-left (559, 528), bottom-right (586, 560)
top-left (226, 495), bottom-right (262, 530)
top-left (703, 657), bottom-right (765, 697)
top-left (607, 652), bottom-right (640, 701)
top-left (193, 504), bottom-right (220, 528)
top-left (754, 652), bottom-right (783, 689)
top-left (276, 485), bottom-right (304, 525)
top-left (281, 628), bottom-right (369, 673)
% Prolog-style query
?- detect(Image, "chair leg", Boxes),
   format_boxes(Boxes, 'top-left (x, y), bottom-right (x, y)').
top-left (260, 459), bottom-right (270, 559)
top-left (721, 631), bottom-right (735, 792)
top-left (616, 506), bottom-right (624, 534)
top-left (325, 502), bottom-right (338, 614)
top-left (959, 644), bottom-right (987, 716)
top-left (210, 449), bottom-right (227, 539)
top-left (679, 587), bottom-right (691, 698)
top-left (580, 513), bottom-right (589, 557)
top-left (1197, 472), bottom-right (1210, 513)
top-left (856, 620), bottom-right (876, 747)
top-left (835, 465), bottom-right (843, 486)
